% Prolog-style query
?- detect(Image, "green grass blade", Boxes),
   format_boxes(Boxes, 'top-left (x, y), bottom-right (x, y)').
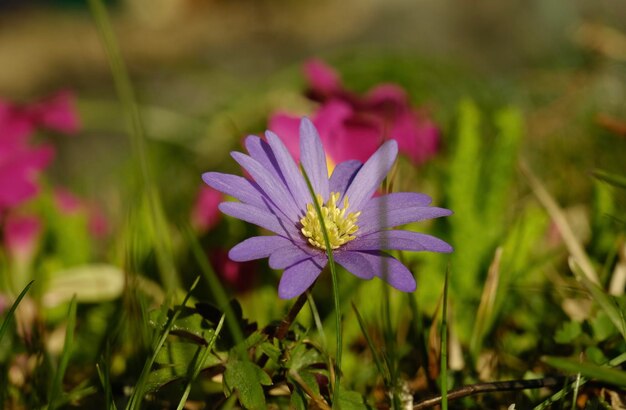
top-left (176, 314), bottom-right (225, 410)
top-left (0, 280), bottom-right (34, 344)
top-left (440, 266), bottom-right (450, 410)
top-left (569, 258), bottom-right (626, 341)
top-left (48, 295), bottom-right (78, 410)
top-left (87, 0), bottom-right (179, 292)
top-left (534, 352), bottom-right (626, 410)
top-left (351, 302), bottom-right (389, 383)
top-left (126, 277), bottom-right (201, 410)
top-left (542, 356), bottom-right (626, 387)
top-left (593, 169), bottom-right (626, 190)
top-left (185, 225), bottom-right (244, 344)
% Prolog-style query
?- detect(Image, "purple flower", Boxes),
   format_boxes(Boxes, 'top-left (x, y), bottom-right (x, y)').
top-left (202, 118), bottom-right (452, 299)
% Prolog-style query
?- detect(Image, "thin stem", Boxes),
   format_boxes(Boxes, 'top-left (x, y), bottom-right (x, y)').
top-left (300, 166), bottom-right (342, 408)
top-left (87, 0), bottom-right (178, 292)
top-left (307, 291), bottom-right (327, 346)
top-left (413, 377), bottom-right (571, 409)
top-left (440, 266), bottom-right (449, 410)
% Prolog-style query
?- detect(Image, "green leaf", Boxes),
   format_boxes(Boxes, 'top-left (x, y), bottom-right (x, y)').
top-left (150, 306), bottom-right (215, 345)
top-left (543, 356), bottom-right (626, 387)
top-left (590, 311), bottom-right (618, 341)
top-left (335, 389), bottom-right (374, 410)
top-left (224, 360), bottom-right (272, 410)
top-left (554, 321), bottom-right (582, 344)
top-left (48, 296), bottom-right (78, 410)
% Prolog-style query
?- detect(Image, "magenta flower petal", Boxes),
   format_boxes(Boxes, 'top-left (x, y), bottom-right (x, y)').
top-left (267, 114), bottom-right (301, 162)
top-left (329, 160), bottom-right (361, 194)
top-left (4, 213), bottom-right (42, 263)
top-left (303, 59), bottom-right (342, 96)
top-left (352, 251), bottom-right (416, 292)
top-left (229, 236), bottom-right (293, 261)
top-left (192, 186), bottom-right (223, 232)
top-left (278, 257), bottom-right (325, 299)
top-left (334, 251), bottom-right (376, 279)
top-left (300, 118), bottom-right (330, 200)
top-left (342, 139), bottom-right (398, 212)
top-left (345, 230), bottom-right (453, 253)
top-left (31, 91), bottom-right (80, 134)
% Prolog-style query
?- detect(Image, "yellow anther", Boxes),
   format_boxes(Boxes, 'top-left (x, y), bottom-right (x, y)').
top-left (300, 192), bottom-right (361, 250)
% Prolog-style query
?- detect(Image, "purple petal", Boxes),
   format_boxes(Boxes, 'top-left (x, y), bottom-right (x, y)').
top-left (218, 202), bottom-right (300, 240)
top-left (329, 160), bottom-right (362, 195)
top-left (278, 257), bottom-right (326, 299)
top-left (269, 245), bottom-right (318, 269)
top-left (229, 236), bottom-right (293, 261)
top-left (244, 135), bottom-right (288, 189)
top-left (300, 118), bottom-right (330, 201)
top-left (202, 172), bottom-right (266, 209)
top-left (231, 152), bottom-right (300, 221)
top-left (343, 140), bottom-right (398, 213)
top-left (353, 251), bottom-right (416, 292)
top-left (265, 130), bottom-right (309, 211)
top-left (334, 251), bottom-right (376, 279)
top-left (268, 114), bottom-right (301, 162)
top-left (358, 202), bottom-right (452, 235)
top-left (345, 230), bottom-right (453, 253)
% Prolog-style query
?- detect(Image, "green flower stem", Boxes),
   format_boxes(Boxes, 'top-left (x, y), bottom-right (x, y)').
top-left (300, 167), bottom-right (342, 408)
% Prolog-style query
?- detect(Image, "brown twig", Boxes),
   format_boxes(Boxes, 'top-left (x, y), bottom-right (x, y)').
top-left (412, 376), bottom-right (572, 409)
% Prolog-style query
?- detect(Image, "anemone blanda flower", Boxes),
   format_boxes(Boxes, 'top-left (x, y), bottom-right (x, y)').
top-left (202, 118), bottom-right (452, 299)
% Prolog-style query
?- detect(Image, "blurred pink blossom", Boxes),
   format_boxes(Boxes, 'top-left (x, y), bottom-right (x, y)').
top-left (54, 187), bottom-right (109, 238)
top-left (210, 249), bottom-right (256, 293)
top-left (0, 91), bottom-right (80, 213)
top-left (192, 186), bottom-right (223, 232)
top-left (269, 59), bottom-right (439, 165)
top-left (3, 214), bottom-right (42, 264)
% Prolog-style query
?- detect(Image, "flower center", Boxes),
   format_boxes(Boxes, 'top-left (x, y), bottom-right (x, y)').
top-left (300, 192), bottom-right (360, 250)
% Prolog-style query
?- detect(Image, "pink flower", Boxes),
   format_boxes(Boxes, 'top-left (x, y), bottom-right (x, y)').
top-left (210, 249), bottom-right (256, 293)
top-left (54, 187), bottom-right (109, 238)
top-left (192, 186), bottom-right (223, 232)
top-left (0, 91), bottom-right (80, 213)
top-left (3, 214), bottom-right (42, 265)
top-left (269, 59), bottom-right (439, 166)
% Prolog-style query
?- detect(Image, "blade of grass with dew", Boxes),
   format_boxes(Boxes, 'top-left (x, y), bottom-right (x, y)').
top-left (569, 258), bottom-right (626, 340)
top-left (300, 165), bottom-right (343, 408)
top-left (0, 280), bottom-right (34, 344)
top-left (48, 295), bottom-right (78, 410)
top-left (440, 266), bottom-right (450, 410)
top-left (351, 302), bottom-right (389, 383)
top-left (87, 0), bottom-right (179, 292)
top-left (126, 276), bottom-right (201, 410)
top-left (176, 314), bottom-right (225, 410)
top-left (184, 225), bottom-right (244, 344)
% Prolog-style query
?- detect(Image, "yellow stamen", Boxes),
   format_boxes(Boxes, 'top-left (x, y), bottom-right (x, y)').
top-left (300, 192), bottom-right (360, 250)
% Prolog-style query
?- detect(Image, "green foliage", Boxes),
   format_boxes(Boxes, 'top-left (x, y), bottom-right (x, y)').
top-left (223, 360), bottom-right (272, 410)
top-left (447, 99), bottom-right (523, 343)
